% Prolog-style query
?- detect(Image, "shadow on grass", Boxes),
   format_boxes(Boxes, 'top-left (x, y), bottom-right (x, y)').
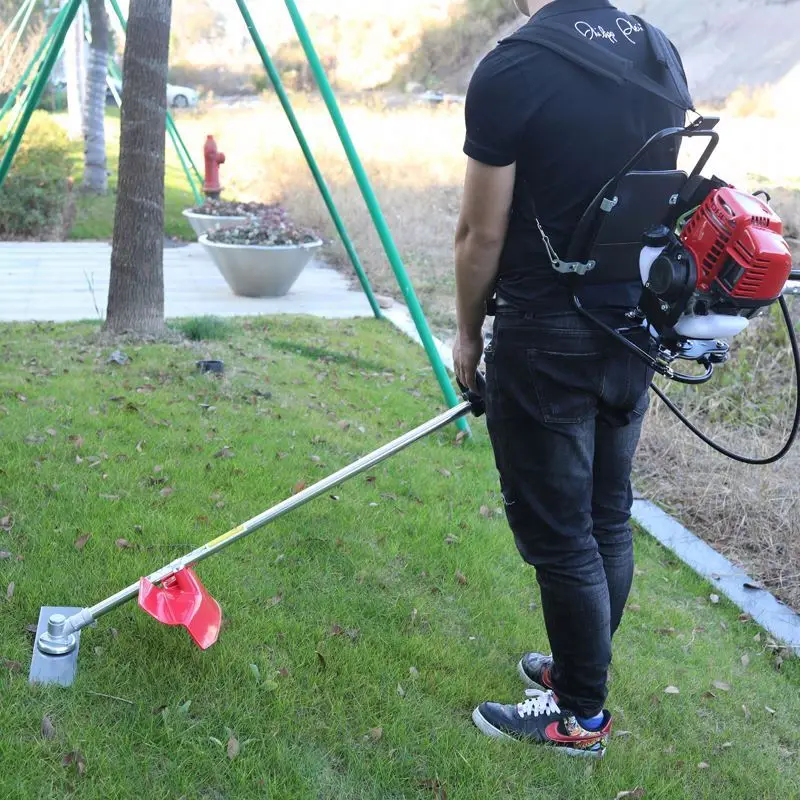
top-left (268, 339), bottom-right (389, 372)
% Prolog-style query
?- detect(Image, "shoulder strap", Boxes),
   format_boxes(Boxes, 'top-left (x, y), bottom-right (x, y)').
top-left (633, 15), bottom-right (695, 112)
top-left (505, 19), bottom-right (694, 113)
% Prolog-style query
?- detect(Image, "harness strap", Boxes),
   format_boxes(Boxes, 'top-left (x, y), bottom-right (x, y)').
top-left (501, 16), bottom-right (695, 276)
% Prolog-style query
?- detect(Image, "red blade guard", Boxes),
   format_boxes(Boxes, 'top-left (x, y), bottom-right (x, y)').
top-left (138, 567), bottom-right (222, 650)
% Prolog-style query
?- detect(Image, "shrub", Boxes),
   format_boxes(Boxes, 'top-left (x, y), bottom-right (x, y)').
top-left (0, 111), bottom-right (72, 238)
top-left (174, 315), bottom-right (233, 341)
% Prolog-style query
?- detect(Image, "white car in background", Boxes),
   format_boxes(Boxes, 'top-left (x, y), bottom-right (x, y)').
top-left (107, 78), bottom-right (199, 109)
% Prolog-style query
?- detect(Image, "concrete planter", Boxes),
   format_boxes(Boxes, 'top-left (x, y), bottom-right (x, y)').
top-left (182, 209), bottom-right (248, 238)
top-left (199, 235), bottom-right (323, 298)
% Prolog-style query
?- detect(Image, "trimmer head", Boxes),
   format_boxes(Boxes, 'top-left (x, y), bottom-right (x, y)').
top-left (29, 606), bottom-right (83, 687)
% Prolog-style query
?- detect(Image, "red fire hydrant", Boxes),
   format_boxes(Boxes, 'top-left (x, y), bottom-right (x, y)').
top-left (203, 135), bottom-right (225, 199)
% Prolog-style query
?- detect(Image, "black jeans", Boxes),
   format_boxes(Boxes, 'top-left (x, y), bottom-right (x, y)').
top-left (484, 307), bottom-right (654, 717)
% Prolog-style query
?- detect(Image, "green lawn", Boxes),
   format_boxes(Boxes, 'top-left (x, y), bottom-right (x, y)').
top-left (0, 317), bottom-right (798, 799)
top-left (67, 111), bottom-right (196, 241)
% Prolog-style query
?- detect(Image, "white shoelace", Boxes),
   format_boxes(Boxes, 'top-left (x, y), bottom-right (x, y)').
top-left (516, 689), bottom-right (561, 719)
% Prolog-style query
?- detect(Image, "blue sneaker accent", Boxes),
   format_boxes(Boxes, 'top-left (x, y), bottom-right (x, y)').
top-left (576, 712), bottom-right (605, 731)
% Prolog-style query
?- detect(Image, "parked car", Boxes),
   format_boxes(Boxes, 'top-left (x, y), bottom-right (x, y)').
top-left (106, 78), bottom-right (199, 108)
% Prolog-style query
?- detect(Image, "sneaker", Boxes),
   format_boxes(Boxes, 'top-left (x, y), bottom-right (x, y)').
top-left (518, 652), bottom-right (555, 691)
top-left (471, 689), bottom-right (611, 758)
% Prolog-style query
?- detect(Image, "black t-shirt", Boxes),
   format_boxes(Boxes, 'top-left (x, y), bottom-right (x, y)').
top-left (464, 0), bottom-right (686, 311)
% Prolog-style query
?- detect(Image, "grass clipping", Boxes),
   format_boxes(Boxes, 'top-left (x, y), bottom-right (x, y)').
top-left (636, 298), bottom-right (800, 609)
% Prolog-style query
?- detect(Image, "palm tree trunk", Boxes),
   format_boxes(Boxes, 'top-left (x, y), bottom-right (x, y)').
top-left (105, 0), bottom-right (172, 335)
top-left (84, 0), bottom-right (108, 194)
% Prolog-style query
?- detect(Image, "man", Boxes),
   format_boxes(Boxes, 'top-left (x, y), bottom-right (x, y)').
top-left (453, 0), bottom-right (688, 757)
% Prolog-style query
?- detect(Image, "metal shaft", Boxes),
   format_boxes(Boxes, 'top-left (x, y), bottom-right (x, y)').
top-left (54, 401), bottom-right (471, 641)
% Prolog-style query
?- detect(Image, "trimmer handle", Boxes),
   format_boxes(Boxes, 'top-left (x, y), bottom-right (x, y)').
top-left (458, 372), bottom-right (487, 418)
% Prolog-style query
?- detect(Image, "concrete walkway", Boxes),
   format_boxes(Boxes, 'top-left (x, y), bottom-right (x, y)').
top-left (0, 242), bottom-right (375, 323)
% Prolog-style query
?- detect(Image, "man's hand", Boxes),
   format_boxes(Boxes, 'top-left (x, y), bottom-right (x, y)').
top-left (453, 329), bottom-right (484, 392)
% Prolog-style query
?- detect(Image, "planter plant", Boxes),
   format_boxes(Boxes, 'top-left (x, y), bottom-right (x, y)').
top-left (199, 208), bottom-right (322, 298)
top-left (182, 198), bottom-right (280, 238)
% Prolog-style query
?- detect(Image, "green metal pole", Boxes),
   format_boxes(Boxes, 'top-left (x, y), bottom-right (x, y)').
top-left (0, 0), bottom-right (81, 190)
top-left (0, 0), bottom-right (38, 87)
top-left (282, 0), bottom-right (467, 430)
top-left (0, 0), bottom-right (36, 53)
top-left (0, 13), bottom-right (60, 125)
top-left (0, 4), bottom-right (64, 124)
top-left (105, 0), bottom-right (203, 198)
top-left (234, 0), bottom-right (383, 321)
top-left (166, 113), bottom-right (202, 185)
top-left (167, 118), bottom-right (203, 205)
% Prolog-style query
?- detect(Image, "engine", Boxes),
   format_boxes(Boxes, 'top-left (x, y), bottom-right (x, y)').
top-left (639, 186), bottom-right (793, 341)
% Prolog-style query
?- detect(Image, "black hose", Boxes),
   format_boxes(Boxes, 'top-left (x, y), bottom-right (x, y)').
top-left (651, 296), bottom-right (800, 465)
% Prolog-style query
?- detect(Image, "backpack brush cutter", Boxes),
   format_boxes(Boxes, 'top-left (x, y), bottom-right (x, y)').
top-left (562, 116), bottom-right (800, 464)
top-left (28, 381), bottom-right (486, 686)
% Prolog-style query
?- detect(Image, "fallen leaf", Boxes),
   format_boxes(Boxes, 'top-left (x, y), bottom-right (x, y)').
top-left (698, 762), bottom-right (710, 769)
top-left (269, 594), bottom-right (283, 607)
top-left (292, 481), bottom-right (307, 495)
top-left (6, 582), bottom-right (14, 599)
top-left (61, 751), bottom-right (86, 776)
top-left (409, 666), bottom-right (420, 677)
top-left (710, 594), bottom-right (720, 604)
top-left (656, 627), bottom-right (677, 636)
top-left (455, 571), bottom-right (468, 586)
top-left (615, 790), bottom-right (645, 800)
top-left (227, 736), bottom-right (240, 760)
top-left (765, 706), bottom-right (776, 715)
top-left (664, 686), bottom-right (680, 695)
top-left (135, 441), bottom-right (144, 453)
top-left (329, 624), bottom-right (344, 637)
top-left (753, 633), bottom-right (762, 643)
top-left (316, 651), bottom-right (327, 670)
top-left (24, 434), bottom-right (46, 446)
top-left (74, 533), bottom-right (91, 551)
top-left (0, 515), bottom-right (13, 531)
top-left (614, 730), bottom-right (632, 738)
top-left (742, 704), bottom-right (751, 722)
top-left (711, 572), bottom-right (721, 580)
top-left (278, 667), bottom-right (290, 678)
top-left (338, 420), bottom-right (350, 430)
top-left (250, 664), bottom-right (261, 683)
top-left (41, 715), bottom-right (56, 740)
top-left (159, 487), bottom-right (175, 498)
top-left (743, 581), bottom-right (764, 591)
top-left (702, 691), bottom-right (717, 699)
top-left (214, 447), bottom-right (235, 459)
top-left (738, 613), bottom-right (752, 623)
top-left (479, 505), bottom-right (491, 519)
top-left (627, 604), bottom-right (641, 612)
top-left (397, 683), bottom-right (406, 698)
top-left (115, 538), bottom-right (133, 550)
top-left (2, 658), bottom-right (22, 672)
top-left (419, 778), bottom-right (447, 799)
top-left (455, 430), bottom-right (468, 445)
top-left (368, 727), bottom-right (383, 742)
top-left (153, 465), bottom-right (163, 474)
top-left (46, 428), bottom-right (57, 437)
top-left (721, 742), bottom-right (733, 749)
top-left (69, 435), bottom-right (84, 448)
top-left (15, 393), bottom-right (27, 402)
top-left (365, 475), bottom-right (376, 484)
top-left (437, 469), bottom-right (452, 478)
top-left (329, 495), bottom-right (340, 501)
top-left (310, 455), bottom-right (321, 463)
top-left (24, 623), bottom-right (37, 635)
top-left (99, 494), bottom-right (120, 501)
top-left (712, 680), bottom-right (731, 692)
top-left (741, 654), bottom-right (750, 668)
top-left (345, 628), bottom-right (360, 641)
top-left (444, 535), bottom-right (458, 545)
top-left (0, 551), bottom-right (12, 560)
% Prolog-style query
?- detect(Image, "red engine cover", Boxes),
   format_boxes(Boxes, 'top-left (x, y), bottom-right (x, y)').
top-left (681, 186), bottom-right (792, 305)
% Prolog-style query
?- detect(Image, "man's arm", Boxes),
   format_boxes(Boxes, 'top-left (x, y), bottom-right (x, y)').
top-left (453, 157), bottom-right (516, 390)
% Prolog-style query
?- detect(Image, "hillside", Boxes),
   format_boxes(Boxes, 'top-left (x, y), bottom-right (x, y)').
top-left (413, 0), bottom-right (800, 104)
